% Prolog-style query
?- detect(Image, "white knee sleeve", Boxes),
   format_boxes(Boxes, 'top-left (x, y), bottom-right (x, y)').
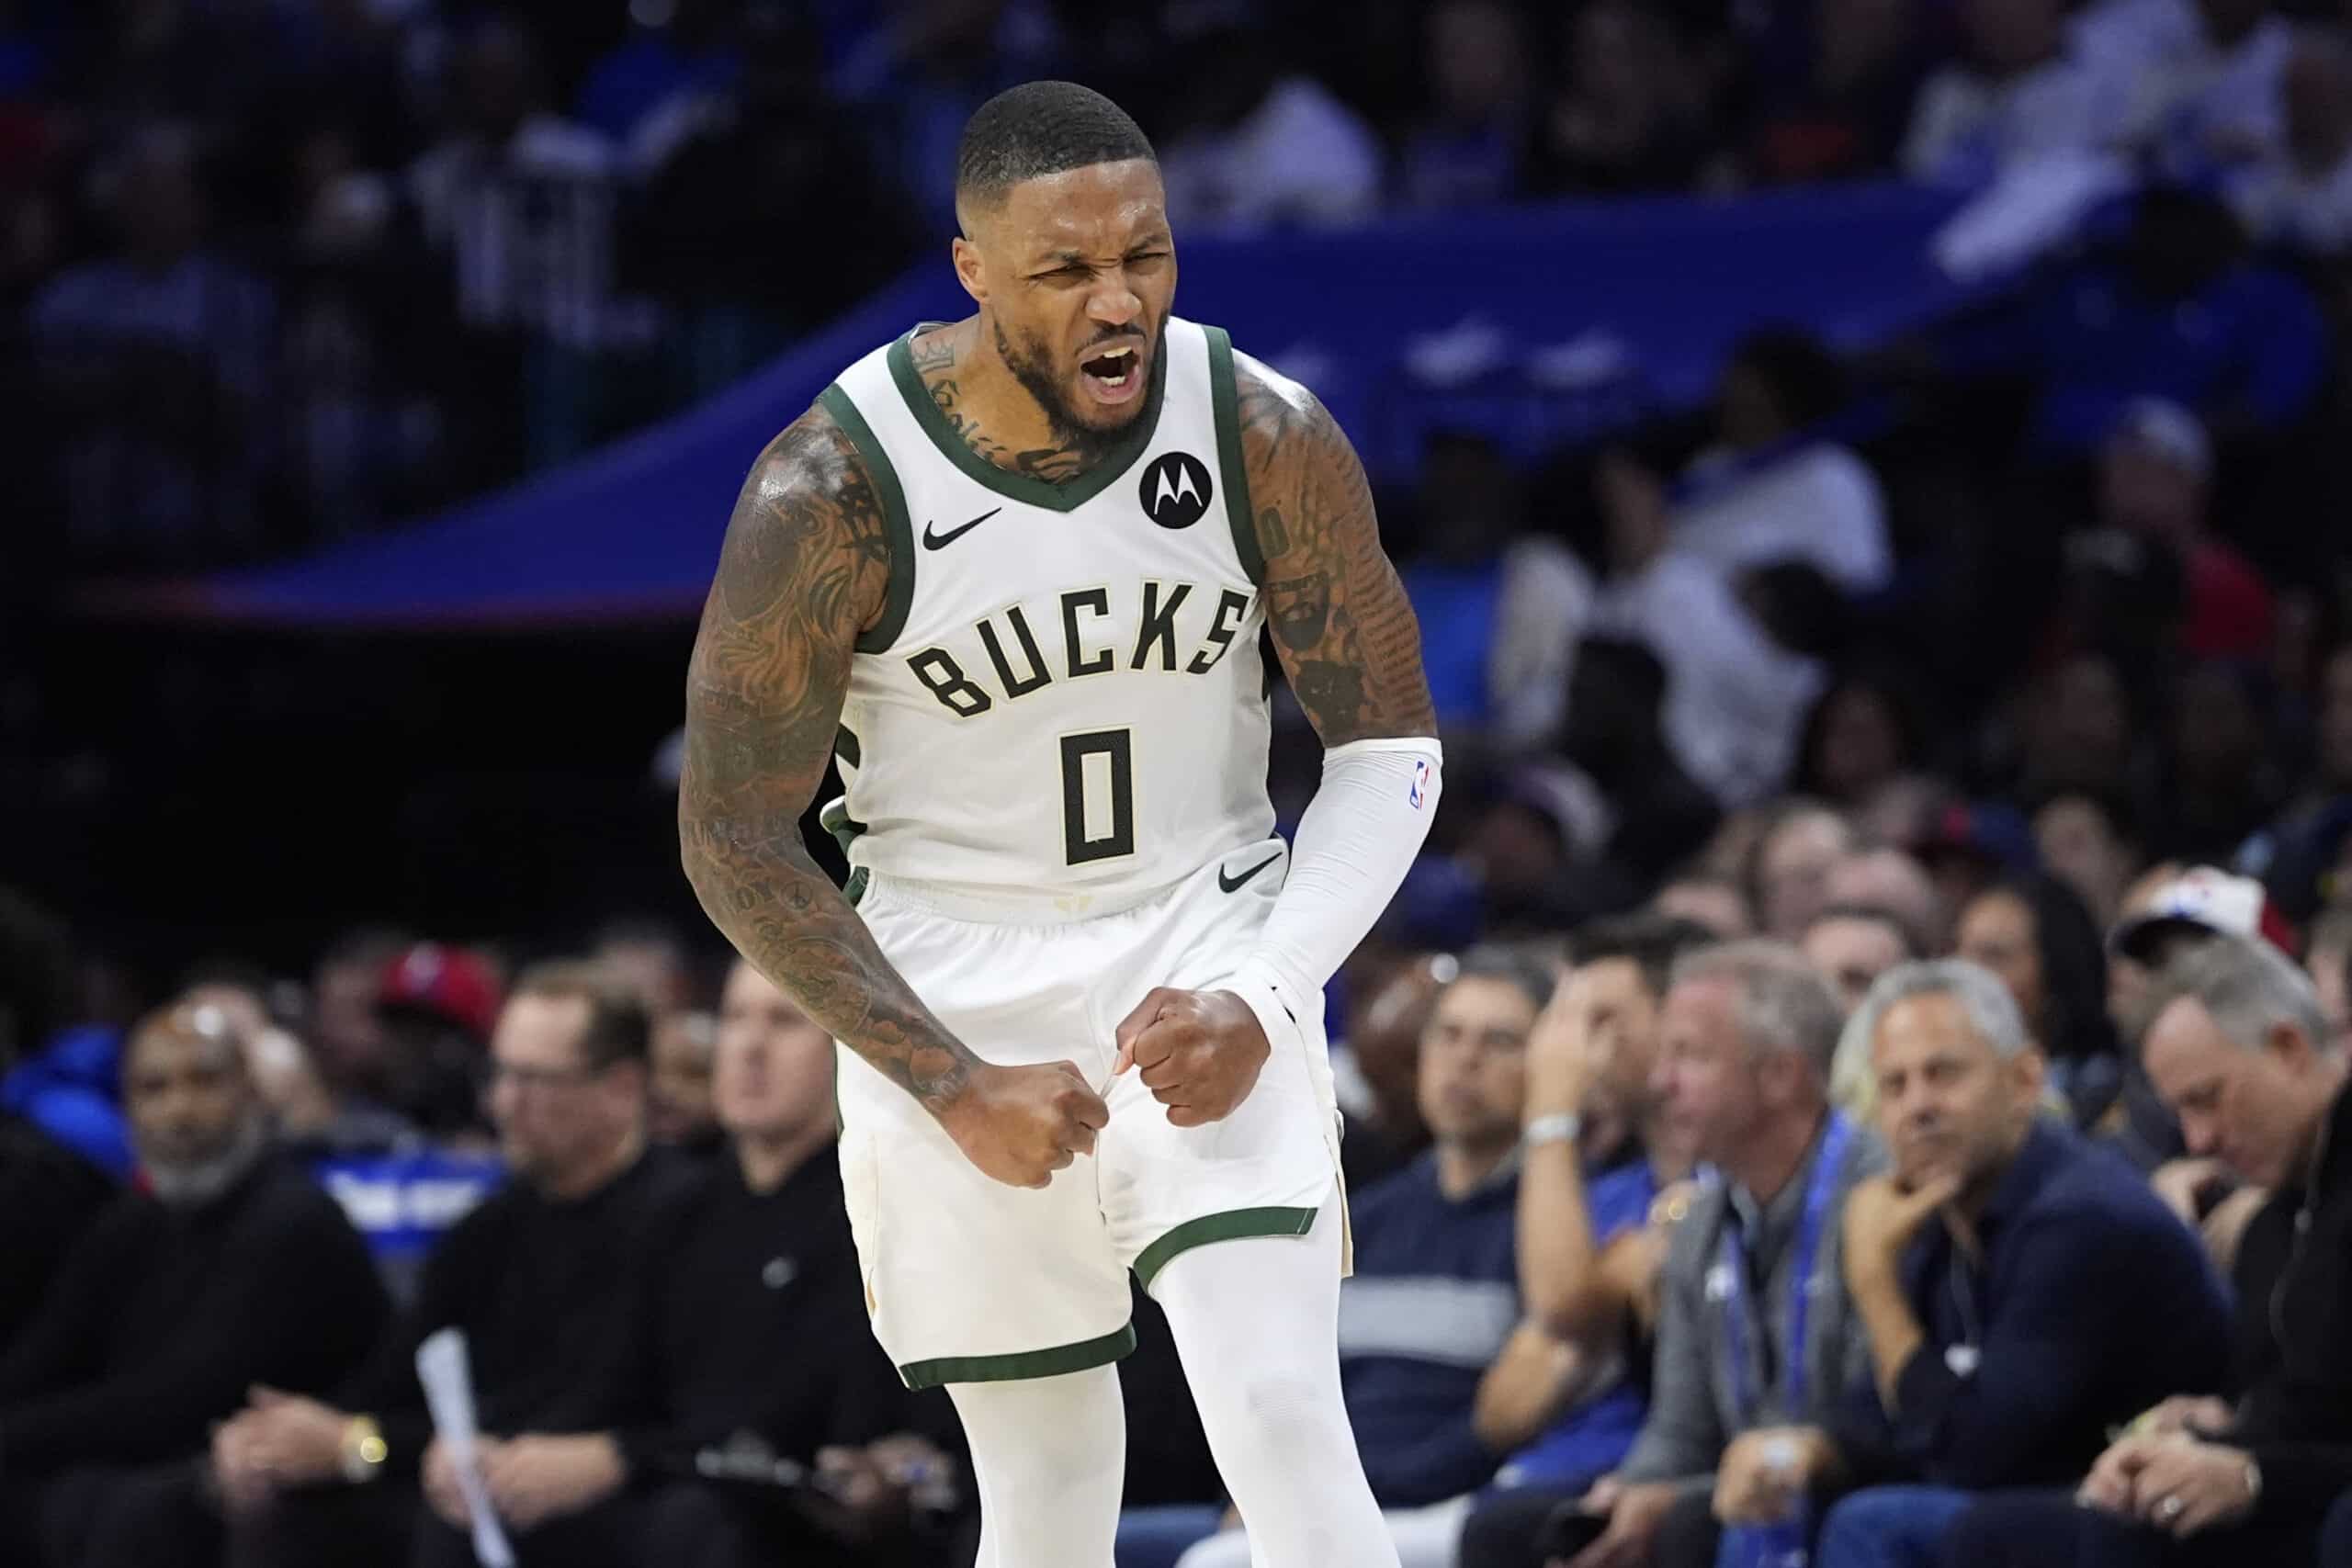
top-left (948, 1365), bottom-right (1126, 1568)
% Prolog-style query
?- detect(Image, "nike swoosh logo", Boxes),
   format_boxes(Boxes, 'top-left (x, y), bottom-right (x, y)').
top-left (922, 508), bottom-right (1001, 550)
top-left (1218, 853), bottom-right (1282, 894)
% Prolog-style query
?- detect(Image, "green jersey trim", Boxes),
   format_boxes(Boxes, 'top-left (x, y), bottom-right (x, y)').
top-left (816, 384), bottom-right (915, 654)
top-left (885, 329), bottom-right (1170, 513)
top-left (1203, 325), bottom-right (1263, 585)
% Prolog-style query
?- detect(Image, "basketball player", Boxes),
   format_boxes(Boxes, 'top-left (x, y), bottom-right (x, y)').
top-left (680, 82), bottom-right (1442, 1568)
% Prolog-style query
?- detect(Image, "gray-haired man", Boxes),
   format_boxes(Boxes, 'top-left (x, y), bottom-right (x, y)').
top-left (1807, 960), bottom-right (2229, 1568)
top-left (1555, 942), bottom-right (1883, 1568)
top-left (1951, 936), bottom-right (2352, 1568)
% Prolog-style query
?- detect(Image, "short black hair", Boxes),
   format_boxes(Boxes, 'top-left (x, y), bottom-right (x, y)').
top-left (1449, 945), bottom-right (1557, 1017)
top-left (1569, 914), bottom-right (1717, 1005)
top-left (955, 81), bottom-right (1156, 217)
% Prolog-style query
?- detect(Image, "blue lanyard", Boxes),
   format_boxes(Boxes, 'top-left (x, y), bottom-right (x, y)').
top-left (1717, 1112), bottom-right (1852, 1427)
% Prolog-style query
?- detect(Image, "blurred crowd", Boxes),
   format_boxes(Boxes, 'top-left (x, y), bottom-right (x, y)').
top-left (10, 0), bottom-right (2352, 573)
top-left (10, 835), bottom-right (2352, 1564)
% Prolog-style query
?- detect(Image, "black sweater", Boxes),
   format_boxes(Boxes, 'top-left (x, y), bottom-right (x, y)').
top-left (0, 1113), bottom-right (115, 1358)
top-left (342, 1145), bottom-right (699, 1476)
top-left (595, 1150), bottom-right (910, 1480)
top-left (0, 1155), bottom-right (387, 1472)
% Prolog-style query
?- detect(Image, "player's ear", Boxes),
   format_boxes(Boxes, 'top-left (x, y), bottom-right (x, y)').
top-left (951, 233), bottom-right (989, 307)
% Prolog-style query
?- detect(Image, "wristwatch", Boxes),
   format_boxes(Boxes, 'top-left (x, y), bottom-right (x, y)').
top-left (340, 1416), bottom-right (388, 1484)
top-left (1524, 1112), bottom-right (1582, 1148)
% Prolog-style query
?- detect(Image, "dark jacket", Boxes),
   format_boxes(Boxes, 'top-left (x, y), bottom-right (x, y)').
top-left (1836, 1122), bottom-right (2232, 1489)
top-left (2222, 1077), bottom-right (2352, 1521)
top-left (0, 1154), bottom-right (386, 1471)
top-left (339, 1145), bottom-right (698, 1477)
top-left (596, 1149), bottom-right (910, 1480)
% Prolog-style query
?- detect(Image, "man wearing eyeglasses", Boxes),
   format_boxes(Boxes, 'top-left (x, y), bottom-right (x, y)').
top-left (107, 963), bottom-right (699, 1568)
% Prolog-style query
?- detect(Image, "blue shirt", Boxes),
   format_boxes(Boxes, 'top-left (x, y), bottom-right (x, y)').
top-left (1491, 1160), bottom-right (1659, 1492)
top-left (1838, 1122), bottom-right (2233, 1489)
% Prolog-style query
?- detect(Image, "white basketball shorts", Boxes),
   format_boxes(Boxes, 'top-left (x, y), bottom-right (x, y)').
top-left (834, 839), bottom-right (1345, 1389)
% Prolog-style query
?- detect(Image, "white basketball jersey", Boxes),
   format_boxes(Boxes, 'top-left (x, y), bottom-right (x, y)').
top-left (817, 316), bottom-right (1276, 915)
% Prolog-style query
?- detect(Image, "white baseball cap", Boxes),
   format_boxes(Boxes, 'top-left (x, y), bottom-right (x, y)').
top-left (2110, 865), bottom-right (2296, 962)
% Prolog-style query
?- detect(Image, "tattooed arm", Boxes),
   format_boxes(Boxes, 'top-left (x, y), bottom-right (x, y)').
top-left (679, 409), bottom-right (1106, 1186)
top-left (1236, 356), bottom-right (1439, 744)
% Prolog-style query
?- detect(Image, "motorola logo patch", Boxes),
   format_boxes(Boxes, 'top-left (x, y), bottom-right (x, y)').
top-left (1139, 452), bottom-right (1213, 530)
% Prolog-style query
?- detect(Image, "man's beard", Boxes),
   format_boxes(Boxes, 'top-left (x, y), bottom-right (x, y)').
top-left (994, 316), bottom-right (1150, 468)
top-left (145, 1112), bottom-right (269, 1207)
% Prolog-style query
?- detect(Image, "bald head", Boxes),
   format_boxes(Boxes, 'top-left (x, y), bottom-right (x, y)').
top-left (125, 1003), bottom-right (265, 1204)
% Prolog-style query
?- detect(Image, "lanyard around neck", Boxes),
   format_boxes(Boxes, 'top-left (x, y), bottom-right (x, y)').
top-left (1717, 1111), bottom-right (1852, 1427)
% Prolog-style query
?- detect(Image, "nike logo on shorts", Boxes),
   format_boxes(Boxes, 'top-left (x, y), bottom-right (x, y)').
top-left (922, 508), bottom-right (1001, 549)
top-left (1218, 853), bottom-right (1281, 894)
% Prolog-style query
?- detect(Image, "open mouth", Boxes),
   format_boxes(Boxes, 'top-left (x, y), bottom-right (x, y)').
top-left (1079, 343), bottom-right (1144, 405)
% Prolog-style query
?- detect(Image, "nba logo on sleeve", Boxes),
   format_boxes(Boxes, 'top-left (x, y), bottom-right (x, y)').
top-left (1408, 759), bottom-right (1430, 808)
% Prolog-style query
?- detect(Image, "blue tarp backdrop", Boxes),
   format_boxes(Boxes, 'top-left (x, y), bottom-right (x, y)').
top-left (140, 181), bottom-right (1979, 628)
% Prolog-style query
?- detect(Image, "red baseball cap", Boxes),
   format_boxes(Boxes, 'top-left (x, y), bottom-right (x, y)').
top-left (377, 942), bottom-right (503, 1042)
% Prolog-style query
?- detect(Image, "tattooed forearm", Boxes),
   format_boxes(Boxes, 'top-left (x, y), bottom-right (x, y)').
top-left (679, 410), bottom-right (980, 1111)
top-left (1236, 357), bottom-right (1439, 744)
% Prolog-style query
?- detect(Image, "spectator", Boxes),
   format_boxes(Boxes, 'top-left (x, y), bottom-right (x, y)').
top-left (1902, 0), bottom-right (2123, 184)
top-left (1398, 0), bottom-right (1528, 210)
top-left (1156, 18), bottom-right (1383, 228)
top-left (2012, 186), bottom-right (2328, 457)
top-left (1526, 0), bottom-right (1712, 195)
top-left (1743, 0), bottom-right (1925, 185)
top-left (2160, 660), bottom-right (2286, 862)
top-left (646, 1008), bottom-right (718, 1151)
top-left (1949, 935), bottom-right (2352, 1565)
top-left (1673, 329), bottom-right (1894, 598)
top-left (1650, 874), bottom-right (1757, 941)
top-left (1810, 959), bottom-right (2231, 1568)
top-left (623, 2), bottom-right (920, 397)
top-left (406, 14), bottom-right (627, 481)
top-left (1454, 915), bottom-right (1715, 1568)
top-left (2227, 30), bottom-right (2352, 253)
top-left (1951, 871), bottom-right (2128, 1118)
top-left (1557, 638), bottom-right (1724, 890)
top-left (1399, 430), bottom-right (1586, 740)
top-left (2092, 399), bottom-right (2277, 662)
top-left (1749, 800), bottom-right (1860, 942)
top-left (2032, 788), bottom-right (2145, 930)
top-left (0, 1001), bottom-right (388, 1568)
top-left (1824, 848), bottom-right (1949, 957)
top-left (1796, 671), bottom-right (1931, 811)
top-left (186, 963), bottom-right (698, 1568)
top-left (413, 960), bottom-right (935, 1567)
top-left (1143, 949), bottom-right (1544, 1568)
top-left (590, 917), bottom-right (694, 1018)
top-left (571, 0), bottom-right (741, 166)
top-left (1546, 942), bottom-right (1884, 1568)
top-left (374, 940), bottom-right (503, 1141)
top-left (1332, 953), bottom-right (1441, 1192)
top-left (0, 1109), bottom-right (112, 1359)
top-left (1805, 901), bottom-right (1918, 1011)
top-left (28, 119), bottom-right (276, 568)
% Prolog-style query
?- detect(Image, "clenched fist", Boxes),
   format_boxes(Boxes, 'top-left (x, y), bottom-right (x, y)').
top-left (936, 1060), bottom-right (1110, 1189)
top-left (1114, 987), bottom-right (1272, 1127)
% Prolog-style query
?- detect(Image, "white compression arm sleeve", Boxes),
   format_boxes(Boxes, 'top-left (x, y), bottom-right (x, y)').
top-left (1231, 736), bottom-right (1443, 1015)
